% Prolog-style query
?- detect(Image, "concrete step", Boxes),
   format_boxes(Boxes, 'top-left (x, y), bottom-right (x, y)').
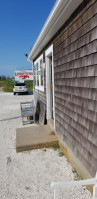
top-left (16, 124), bottom-right (58, 152)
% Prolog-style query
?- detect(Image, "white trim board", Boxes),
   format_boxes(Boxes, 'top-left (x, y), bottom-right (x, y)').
top-left (34, 54), bottom-right (43, 65)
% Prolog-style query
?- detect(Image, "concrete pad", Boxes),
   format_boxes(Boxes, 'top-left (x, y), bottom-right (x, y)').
top-left (16, 125), bottom-right (58, 152)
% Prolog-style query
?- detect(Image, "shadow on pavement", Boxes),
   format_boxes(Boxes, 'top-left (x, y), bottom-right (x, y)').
top-left (17, 92), bottom-right (33, 96)
top-left (0, 116), bottom-right (21, 122)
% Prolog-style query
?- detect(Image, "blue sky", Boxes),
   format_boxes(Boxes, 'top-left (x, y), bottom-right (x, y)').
top-left (0, 0), bottom-right (56, 77)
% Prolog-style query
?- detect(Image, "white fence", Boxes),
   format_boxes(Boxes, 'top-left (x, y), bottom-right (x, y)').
top-left (51, 172), bottom-right (97, 199)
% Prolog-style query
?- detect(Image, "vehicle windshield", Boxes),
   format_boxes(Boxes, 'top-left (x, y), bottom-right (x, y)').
top-left (15, 83), bottom-right (26, 86)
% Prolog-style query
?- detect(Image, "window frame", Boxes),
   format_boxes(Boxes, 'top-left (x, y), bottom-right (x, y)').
top-left (34, 54), bottom-right (44, 92)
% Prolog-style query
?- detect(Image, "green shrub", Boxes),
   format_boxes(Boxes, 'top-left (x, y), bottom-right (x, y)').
top-left (3, 78), bottom-right (14, 92)
top-left (0, 80), bottom-right (4, 87)
top-left (2, 79), bottom-right (33, 93)
top-left (25, 80), bottom-right (33, 92)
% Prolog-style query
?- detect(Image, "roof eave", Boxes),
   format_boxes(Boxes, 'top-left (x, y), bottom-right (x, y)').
top-left (28, 0), bottom-right (83, 62)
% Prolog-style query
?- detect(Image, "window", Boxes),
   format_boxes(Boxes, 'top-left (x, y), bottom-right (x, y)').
top-left (39, 59), bottom-right (44, 86)
top-left (34, 63), bottom-right (39, 86)
top-left (34, 54), bottom-right (44, 91)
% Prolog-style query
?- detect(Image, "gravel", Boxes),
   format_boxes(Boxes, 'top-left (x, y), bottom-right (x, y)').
top-left (0, 92), bottom-right (92, 199)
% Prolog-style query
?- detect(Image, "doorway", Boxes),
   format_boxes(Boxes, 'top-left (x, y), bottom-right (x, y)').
top-left (49, 55), bottom-right (53, 118)
top-left (45, 45), bottom-right (55, 125)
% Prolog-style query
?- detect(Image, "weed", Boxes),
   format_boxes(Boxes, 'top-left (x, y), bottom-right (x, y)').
top-left (52, 143), bottom-right (65, 157)
top-left (72, 168), bottom-right (81, 181)
top-left (42, 149), bottom-right (46, 152)
top-left (52, 143), bottom-right (60, 151)
top-left (36, 120), bottom-right (39, 125)
top-left (59, 151), bottom-right (64, 157)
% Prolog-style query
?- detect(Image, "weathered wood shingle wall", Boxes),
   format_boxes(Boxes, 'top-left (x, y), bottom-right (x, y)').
top-left (54, 0), bottom-right (97, 177)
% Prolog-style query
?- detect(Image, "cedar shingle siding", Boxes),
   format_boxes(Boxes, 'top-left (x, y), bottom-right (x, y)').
top-left (34, 0), bottom-right (97, 176)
